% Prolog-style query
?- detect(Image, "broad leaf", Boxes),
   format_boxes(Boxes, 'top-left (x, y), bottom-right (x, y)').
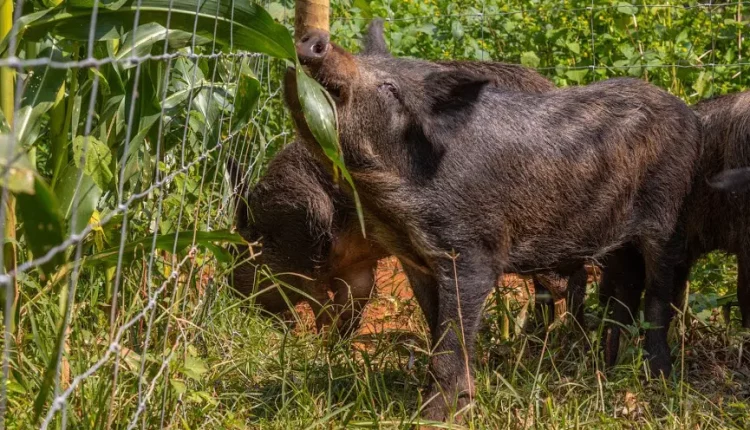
top-left (72, 135), bottom-right (114, 190)
top-left (230, 58), bottom-right (261, 133)
top-left (295, 64), bottom-right (365, 237)
top-left (16, 176), bottom-right (65, 275)
top-left (115, 22), bottom-right (211, 68)
top-left (54, 164), bottom-right (102, 235)
top-left (0, 135), bottom-right (36, 195)
top-left (2, 0), bottom-right (295, 60)
top-left (15, 46), bottom-right (67, 147)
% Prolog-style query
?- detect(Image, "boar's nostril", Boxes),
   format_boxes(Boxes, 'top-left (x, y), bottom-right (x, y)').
top-left (297, 30), bottom-right (330, 63)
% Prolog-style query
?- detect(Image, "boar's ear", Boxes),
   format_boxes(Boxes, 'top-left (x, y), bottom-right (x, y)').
top-left (423, 70), bottom-right (490, 116)
top-left (416, 70), bottom-right (490, 144)
top-left (283, 67), bottom-right (317, 143)
top-left (402, 71), bottom-right (490, 173)
top-left (362, 18), bottom-right (390, 56)
top-left (709, 167), bottom-right (750, 192)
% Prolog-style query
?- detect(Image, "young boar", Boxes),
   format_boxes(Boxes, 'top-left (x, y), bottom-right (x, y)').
top-left (600, 91), bottom-right (750, 366)
top-left (229, 19), bottom-right (586, 336)
top-left (228, 142), bottom-right (387, 335)
top-left (287, 29), bottom-right (701, 420)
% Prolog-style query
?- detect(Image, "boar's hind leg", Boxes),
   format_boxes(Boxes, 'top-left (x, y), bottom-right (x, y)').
top-left (738, 251), bottom-right (750, 329)
top-left (422, 254), bottom-right (496, 422)
top-left (599, 245), bottom-right (645, 368)
top-left (567, 266), bottom-right (588, 331)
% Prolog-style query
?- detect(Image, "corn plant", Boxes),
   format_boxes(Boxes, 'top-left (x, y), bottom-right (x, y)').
top-left (0, 0), bottom-right (350, 427)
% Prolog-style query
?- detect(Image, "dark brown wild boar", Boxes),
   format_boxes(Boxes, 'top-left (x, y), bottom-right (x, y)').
top-left (600, 91), bottom-right (750, 366)
top-left (228, 19), bottom-right (586, 336)
top-left (287, 29), bottom-right (701, 421)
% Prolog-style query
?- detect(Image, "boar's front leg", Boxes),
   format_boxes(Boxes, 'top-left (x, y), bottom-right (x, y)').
top-left (737, 250), bottom-right (750, 329)
top-left (402, 264), bottom-right (439, 335)
top-left (599, 245), bottom-right (646, 367)
top-left (422, 252), bottom-right (496, 422)
top-left (642, 237), bottom-right (684, 377)
top-left (329, 259), bottom-right (378, 338)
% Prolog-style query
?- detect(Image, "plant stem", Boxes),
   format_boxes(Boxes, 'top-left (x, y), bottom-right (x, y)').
top-left (51, 47), bottom-right (79, 189)
top-left (49, 83), bottom-right (67, 185)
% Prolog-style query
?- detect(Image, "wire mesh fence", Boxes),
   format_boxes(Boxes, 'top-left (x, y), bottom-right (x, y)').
top-left (0, 0), bottom-right (747, 428)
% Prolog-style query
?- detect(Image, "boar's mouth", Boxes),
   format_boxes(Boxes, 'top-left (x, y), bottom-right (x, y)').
top-left (296, 30), bottom-right (358, 103)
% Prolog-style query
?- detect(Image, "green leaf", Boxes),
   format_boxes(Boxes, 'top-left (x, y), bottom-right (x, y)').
top-left (115, 22), bottom-right (170, 63)
top-left (230, 59), bottom-right (261, 133)
top-left (68, 0), bottom-right (130, 10)
top-left (0, 135), bottom-right (36, 195)
top-left (413, 23), bottom-right (436, 35)
top-left (182, 355), bottom-right (208, 381)
top-left (170, 379), bottom-right (187, 395)
top-left (295, 64), bottom-right (365, 237)
top-left (15, 46), bottom-right (67, 147)
top-left (115, 22), bottom-right (211, 68)
top-left (520, 51), bottom-right (540, 68)
top-left (565, 69), bottom-right (589, 84)
top-left (54, 164), bottom-right (102, 235)
top-left (72, 136), bottom-right (114, 191)
top-left (32, 298), bottom-right (68, 425)
top-left (352, 0), bottom-right (372, 19)
top-left (451, 21), bottom-right (464, 40)
top-left (16, 176), bottom-right (65, 275)
top-left (2, 0), bottom-right (295, 60)
top-left (616, 2), bottom-right (638, 15)
top-left (566, 41), bottom-right (580, 55)
top-left (266, 2), bottom-right (290, 21)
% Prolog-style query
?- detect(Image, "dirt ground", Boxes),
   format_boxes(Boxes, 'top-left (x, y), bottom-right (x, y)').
top-left (293, 257), bottom-right (600, 336)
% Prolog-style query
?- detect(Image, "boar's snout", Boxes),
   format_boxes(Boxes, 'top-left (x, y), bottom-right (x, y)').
top-left (296, 30), bottom-right (331, 66)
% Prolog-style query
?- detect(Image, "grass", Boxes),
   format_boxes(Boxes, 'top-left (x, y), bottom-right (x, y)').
top-left (11, 254), bottom-right (745, 429)
top-left (3, 246), bottom-right (750, 429)
top-left (182, 262), bottom-right (750, 429)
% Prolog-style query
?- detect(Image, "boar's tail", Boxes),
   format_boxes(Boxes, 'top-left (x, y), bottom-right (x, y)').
top-left (708, 167), bottom-right (750, 192)
top-left (225, 155), bottom-right (251, 228)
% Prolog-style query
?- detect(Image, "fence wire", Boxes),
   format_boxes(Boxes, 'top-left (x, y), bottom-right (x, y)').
top-left (0, 0), bottom-right (747, 428)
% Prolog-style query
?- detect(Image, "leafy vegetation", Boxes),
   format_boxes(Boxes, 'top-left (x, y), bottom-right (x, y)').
top-left (1, 0), bottom-right (747, 428)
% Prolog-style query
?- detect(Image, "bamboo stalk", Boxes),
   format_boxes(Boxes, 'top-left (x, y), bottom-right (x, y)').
top-left (294, 0), bottom-right (330, 41)
top-left (0, 0), bottom-right (17, 337)
top-left (0, 0), bottom-right (12, 125)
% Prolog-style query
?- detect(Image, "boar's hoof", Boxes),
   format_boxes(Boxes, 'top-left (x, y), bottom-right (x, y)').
top-left (646, 353), bottom-right (672, 379)
top-left (420, 389), bottom-right (471, 426)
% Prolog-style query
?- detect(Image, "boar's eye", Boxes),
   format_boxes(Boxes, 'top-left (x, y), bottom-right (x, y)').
top-left (377, 82), bottom-right (400, 101)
